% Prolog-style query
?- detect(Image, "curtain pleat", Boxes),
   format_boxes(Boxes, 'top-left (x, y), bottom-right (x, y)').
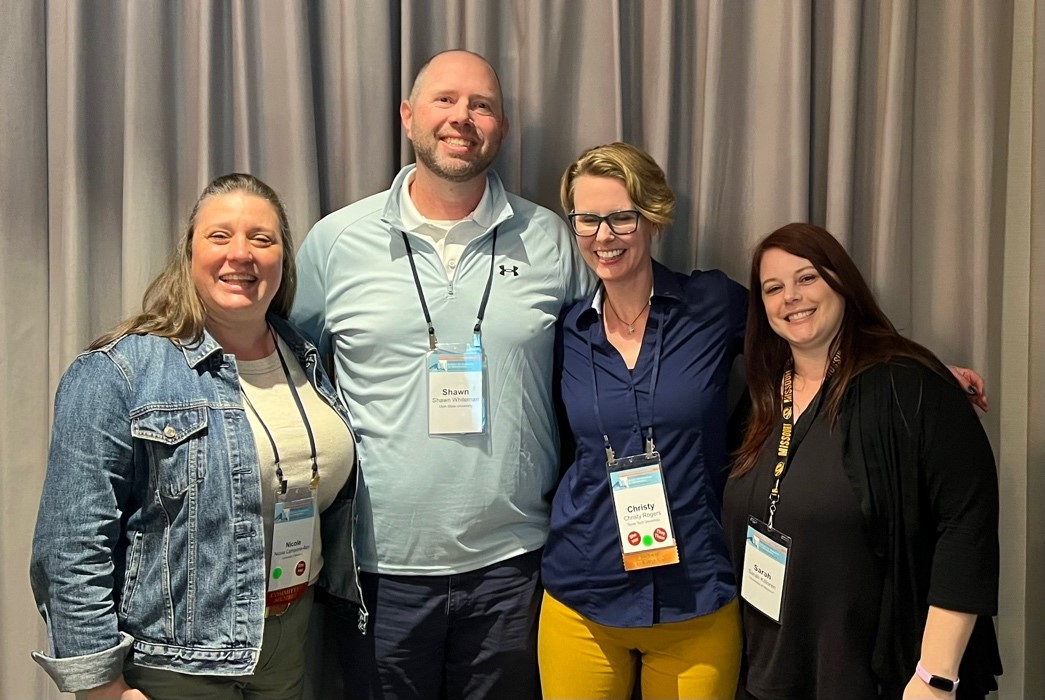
top-left (2, 2), bottom-right (1039, 698)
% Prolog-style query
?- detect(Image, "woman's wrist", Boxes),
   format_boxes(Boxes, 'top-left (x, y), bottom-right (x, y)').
top-left (915, 660), bottom-right (959, 692)
top-left (904, 670), bottom-right (957, 699)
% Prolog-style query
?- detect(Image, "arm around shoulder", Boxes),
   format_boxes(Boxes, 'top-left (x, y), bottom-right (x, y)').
top-left (291, 220), bottom-right (335, 353)
top-left (915, 366), bottom-right (999, 616)
top-left (550, 211), bottom-right (596, 305)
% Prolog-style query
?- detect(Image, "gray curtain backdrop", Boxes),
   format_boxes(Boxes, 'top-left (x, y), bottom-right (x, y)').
top-left (2, 1), bottom-right (1041, 697)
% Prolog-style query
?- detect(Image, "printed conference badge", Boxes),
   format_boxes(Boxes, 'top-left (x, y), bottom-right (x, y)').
top-left (608, 454), bottom-right (680, 571)
top-left (741, 515), bottom-right (791, 623)
top-left (426, 345), bottom-right (487, 435)
top-left (267, 485), bottom-right (316, 608)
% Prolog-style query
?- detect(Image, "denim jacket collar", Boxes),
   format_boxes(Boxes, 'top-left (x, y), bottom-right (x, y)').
top-left (177, 314), bottom-right (318, 370)
top-left (177, 334), bottom-right (223, 368)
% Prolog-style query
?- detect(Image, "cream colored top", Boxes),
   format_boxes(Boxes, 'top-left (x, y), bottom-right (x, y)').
top-left (238, 336), bottom-right (354, 585)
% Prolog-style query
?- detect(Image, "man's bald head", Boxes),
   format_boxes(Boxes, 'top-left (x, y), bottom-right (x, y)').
top-left (408, 50), bottom-right (505, 119)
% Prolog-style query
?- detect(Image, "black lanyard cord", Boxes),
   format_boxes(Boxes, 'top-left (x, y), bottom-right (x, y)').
top-left (241, 330), bottom-right (320, 494)
top-left (401, 227), bottom-right (499, 350)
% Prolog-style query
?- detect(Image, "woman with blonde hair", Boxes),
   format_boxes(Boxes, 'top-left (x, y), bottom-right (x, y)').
top-left (31, 173), bottom-right (363, 700)
top-left (539, 143), bottom-right (745, 699)
top-left (540, 147), bottom-right (988, 700)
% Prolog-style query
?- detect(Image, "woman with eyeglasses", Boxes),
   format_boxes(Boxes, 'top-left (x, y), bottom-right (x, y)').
top-left (538, 143), bottom-right (988, 700)
top-left (537, 142), bottom-right (745, 699)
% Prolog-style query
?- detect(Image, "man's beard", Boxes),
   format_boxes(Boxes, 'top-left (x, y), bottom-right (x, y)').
top-left (413, 136), bottom-right (500, 183)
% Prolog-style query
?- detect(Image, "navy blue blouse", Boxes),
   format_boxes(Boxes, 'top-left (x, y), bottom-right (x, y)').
top-left (543, 260), bottom-right (746, 627)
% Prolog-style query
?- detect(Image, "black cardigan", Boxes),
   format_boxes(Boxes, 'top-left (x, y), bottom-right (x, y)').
top-left (840, 361), bottom-right (1002, 696)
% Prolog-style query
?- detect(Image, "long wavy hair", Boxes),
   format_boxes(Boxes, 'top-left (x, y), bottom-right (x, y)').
top-left (88, 173), bottom-right (295, 350)
top-left (732, 222), bottom-right (950, 476)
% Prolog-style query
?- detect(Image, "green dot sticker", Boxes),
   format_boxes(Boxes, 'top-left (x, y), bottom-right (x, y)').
top-left (272, 568), bottom-right (283, 580)
top-left (642, 535), bottom-right (654, 547)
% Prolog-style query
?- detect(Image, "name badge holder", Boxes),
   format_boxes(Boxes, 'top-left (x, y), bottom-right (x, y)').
top-left (587, 295), bottom-right (678, 571)
top-left (241, 332), bottom-right (321, 610)
top-left (269, 483), bottom-right (318, 608)
top-left (742, 515), bottom-right (792, 623)
top-left (427, 342), bottom-right (487, 434)
top-left (606, 432), bottom-right (680, 571)
top-left (402, 230), bottom-right (496, 436)
top-left (741, 353), bottom-right (839, 623)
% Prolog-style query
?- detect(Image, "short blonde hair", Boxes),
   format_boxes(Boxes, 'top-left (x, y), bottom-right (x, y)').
top-left (560, 142), bottom-right (676, 231)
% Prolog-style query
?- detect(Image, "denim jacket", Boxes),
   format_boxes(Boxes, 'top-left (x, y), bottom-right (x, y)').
top-left (30, 315), bottom-right (364, 693)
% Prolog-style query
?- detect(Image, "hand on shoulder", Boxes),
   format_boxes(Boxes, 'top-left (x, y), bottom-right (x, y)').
top-left (947, 364), bottom-right (989, 412)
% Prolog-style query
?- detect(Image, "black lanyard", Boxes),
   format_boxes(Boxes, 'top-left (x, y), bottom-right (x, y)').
top-left (766, 352), bottom-right (840, 527)
top-left (585, 290), bottom-right (664, 466)
top-left (401, 228), bottom-right (498, 350)
top-left (241, 331), bottom-right (319, 495)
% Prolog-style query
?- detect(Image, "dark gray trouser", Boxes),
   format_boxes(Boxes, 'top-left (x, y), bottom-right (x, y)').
top-left (116, 588), bottom-right (313, 700)
top-left (338, 549), bottom-right (543, 700)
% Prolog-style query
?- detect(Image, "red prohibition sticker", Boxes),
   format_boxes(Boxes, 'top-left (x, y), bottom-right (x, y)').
top-left (295, 561), bottom-right (307, 576)
top-left (627, 531), bottom-right (641, 546)
top-left (653, 528), bottom-right (667, 543)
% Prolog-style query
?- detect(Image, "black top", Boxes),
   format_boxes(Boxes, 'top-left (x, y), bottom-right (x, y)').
top-left (724, 394), bottom-right (884, 700)
top-left (724, 360), bottom-right (1000, 700)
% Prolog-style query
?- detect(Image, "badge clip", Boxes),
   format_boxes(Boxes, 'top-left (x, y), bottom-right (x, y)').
top-left (603, 435), bottom-right (616, 466)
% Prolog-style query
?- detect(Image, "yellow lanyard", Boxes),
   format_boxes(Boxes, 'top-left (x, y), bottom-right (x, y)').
top-left (766, 352), bottom-right (840, 527)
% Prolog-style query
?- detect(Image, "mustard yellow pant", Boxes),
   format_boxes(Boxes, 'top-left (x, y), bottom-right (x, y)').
top-left (538, 592), bottom-right (741, 700)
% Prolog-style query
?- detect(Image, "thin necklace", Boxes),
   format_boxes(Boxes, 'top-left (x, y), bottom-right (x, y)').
top-left (604, 296), bottom-right (650, 335)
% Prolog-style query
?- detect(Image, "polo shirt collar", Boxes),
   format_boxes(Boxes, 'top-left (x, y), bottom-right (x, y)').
top-left (381, 164), bottom-right (513, 234)
top-left (400, 171), bottom-right (496, 233)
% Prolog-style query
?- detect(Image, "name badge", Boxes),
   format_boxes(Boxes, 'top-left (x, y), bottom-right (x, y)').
top-left (741, 515), bottom-right (792, 623)
top-left (427, 345), bottom-right (486, 435)
top-left (607, 453), bottom-right (680, 571)
top-left (267, 485), bottom-right (317, 608)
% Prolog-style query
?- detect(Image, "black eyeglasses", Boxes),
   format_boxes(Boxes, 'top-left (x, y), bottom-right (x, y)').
top-left (567, 210), bottom-right (641, 237)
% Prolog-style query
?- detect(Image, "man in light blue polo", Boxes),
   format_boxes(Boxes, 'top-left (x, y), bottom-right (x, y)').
top-left (292, 50), bottom-right (591, 700)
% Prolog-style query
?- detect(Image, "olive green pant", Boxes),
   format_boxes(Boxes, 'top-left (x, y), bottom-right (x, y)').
top-left (121, 588), bottom-right (313, 700)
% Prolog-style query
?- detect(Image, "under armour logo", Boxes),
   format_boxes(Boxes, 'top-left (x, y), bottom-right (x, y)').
top-left (499, 265), bottom-right (519, 277)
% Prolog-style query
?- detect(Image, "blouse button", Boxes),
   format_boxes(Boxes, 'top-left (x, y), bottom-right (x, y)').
top-left (163, 426), bottom-right (177, 438)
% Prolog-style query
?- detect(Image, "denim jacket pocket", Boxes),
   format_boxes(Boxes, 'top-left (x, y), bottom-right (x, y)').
top-left (131, 405), bottom-right (209, 497)
top-left (118, 531), bottom-right (145, 616)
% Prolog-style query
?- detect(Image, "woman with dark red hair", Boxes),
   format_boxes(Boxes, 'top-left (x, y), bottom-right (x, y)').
top-left (723, 223), bottom-right (1001, 700)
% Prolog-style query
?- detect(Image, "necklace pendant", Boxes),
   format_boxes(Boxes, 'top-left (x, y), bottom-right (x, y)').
top-left (604, 296), bottom-right (650, 337)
